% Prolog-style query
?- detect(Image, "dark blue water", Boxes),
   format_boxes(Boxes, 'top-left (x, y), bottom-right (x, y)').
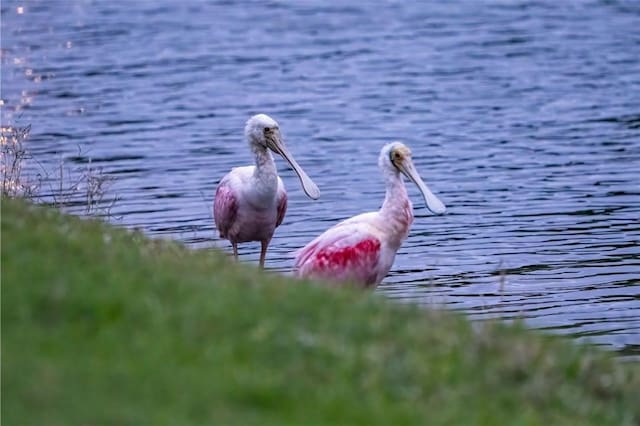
top-left (2, 0), bottom-right (639, 358)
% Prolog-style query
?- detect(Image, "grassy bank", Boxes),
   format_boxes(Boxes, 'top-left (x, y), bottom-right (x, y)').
top-left (2, 198), bottom-right (639, 425)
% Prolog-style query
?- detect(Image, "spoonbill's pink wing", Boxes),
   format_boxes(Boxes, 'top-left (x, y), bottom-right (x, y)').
top-left (295, 224), bottom-right (381, 286)
top-left (276, 188), bottom-right (288, 228)
top-left (213, 181), bottom-right (238, 238)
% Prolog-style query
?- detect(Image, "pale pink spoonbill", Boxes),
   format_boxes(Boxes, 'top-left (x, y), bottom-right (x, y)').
top-left (294, 142), bottom-right (446, 287)
top-left (214, 114), bottom-right (320, 267)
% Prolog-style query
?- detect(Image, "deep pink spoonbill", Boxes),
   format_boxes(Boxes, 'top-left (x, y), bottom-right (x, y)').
top-left (294, 142), bottom-right (446, 287)
top-left (214, 114), bottom-right (320, 267)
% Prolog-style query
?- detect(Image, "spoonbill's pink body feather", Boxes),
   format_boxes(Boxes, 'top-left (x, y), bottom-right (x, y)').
top-left (295, 188), bottom-right (413, 287)
top-left (214, 166), bottom-right (287, 244)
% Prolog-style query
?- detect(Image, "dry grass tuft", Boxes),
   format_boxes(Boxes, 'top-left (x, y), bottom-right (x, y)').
top-left (1, 124), bottom-right (38, 198)
top-left (1, 123), bottom-right (119, 218)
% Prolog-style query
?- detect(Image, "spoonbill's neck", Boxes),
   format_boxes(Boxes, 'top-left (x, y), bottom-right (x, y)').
top-left (380, 168), bottom-right (414, 246)
top-left (248, 142), bottom-right (279, 205)
top-left (251, 142), bottom-right (277, 178)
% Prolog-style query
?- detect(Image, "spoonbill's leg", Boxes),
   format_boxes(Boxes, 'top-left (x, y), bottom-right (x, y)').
top-left (259, 240), bottom-right (269, 269)
top-left (232, 242), bottom-right (238, 262)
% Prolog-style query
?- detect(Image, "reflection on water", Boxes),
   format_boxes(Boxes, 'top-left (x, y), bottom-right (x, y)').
top-left (2, 0), bottom-right (639, 358)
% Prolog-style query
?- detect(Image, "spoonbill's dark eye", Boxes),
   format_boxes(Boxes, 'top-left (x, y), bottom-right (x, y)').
top-left (264, 127), bottom-right (271, 133)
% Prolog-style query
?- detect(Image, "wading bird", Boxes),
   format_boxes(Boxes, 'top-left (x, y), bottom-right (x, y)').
top-left (214, 114), bottom-right (320, 267)
top-left (294, 142), bottom-right (445, 287)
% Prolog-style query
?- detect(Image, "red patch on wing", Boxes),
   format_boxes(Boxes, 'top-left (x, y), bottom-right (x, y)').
top-left (314, 238), bottom-right (381, 269)
top-left (276, 191), bottom-right (287, 228)
top-left (213, 183), bottom-right (238, 238)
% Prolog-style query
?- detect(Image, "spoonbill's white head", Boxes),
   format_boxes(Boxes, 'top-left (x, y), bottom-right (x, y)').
top-left (244, 113), bottom-right (320, 200)
top-left (245, 114), bottom-right (280, 148)
top-left (380, 142), bottom-right (446, 215)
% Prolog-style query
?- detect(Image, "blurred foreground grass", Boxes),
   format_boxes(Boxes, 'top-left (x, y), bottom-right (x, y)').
top-left (2, 198), bottom-right (639, 425)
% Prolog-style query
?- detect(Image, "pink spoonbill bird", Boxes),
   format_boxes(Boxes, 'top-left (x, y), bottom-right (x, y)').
top-left (214, 114), bottom-right (320, 267)
top-left (294, 142), bottom-right (446, 287)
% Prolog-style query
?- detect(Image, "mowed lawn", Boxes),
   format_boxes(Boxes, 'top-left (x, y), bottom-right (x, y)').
top-left (2, 198), bottom-right (639, 425)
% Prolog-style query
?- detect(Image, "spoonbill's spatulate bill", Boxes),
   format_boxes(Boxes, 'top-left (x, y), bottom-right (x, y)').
top-left (214, 114), bottom-right (320, 267)
top-left (294, 142), bottom-right (445, 287)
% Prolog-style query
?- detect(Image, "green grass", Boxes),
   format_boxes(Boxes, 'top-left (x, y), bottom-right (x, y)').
top-left (2, 198), bottom-right (639, 425)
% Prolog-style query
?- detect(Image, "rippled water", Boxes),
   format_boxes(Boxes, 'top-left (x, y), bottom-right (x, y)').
top-left (2, 0), bottom-right (639, 357)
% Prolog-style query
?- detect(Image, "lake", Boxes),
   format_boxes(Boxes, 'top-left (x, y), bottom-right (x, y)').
top-left (2, 0), bottom-right (639, 358)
